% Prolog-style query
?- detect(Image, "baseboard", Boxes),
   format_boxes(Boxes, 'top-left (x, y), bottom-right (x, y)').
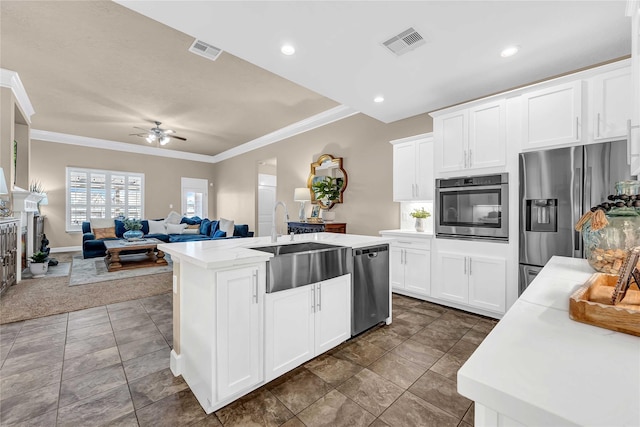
top-left (170, 349), bottom-right (182, 376)
top-left (50, 246), bottom-right (81, 253)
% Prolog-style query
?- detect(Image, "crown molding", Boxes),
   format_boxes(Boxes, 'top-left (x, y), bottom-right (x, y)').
top-left (30, 105), bottom-right (359, 164)
top-left (0, 69), bottom-right (35, 122)
top-left (210, 105), bottom-right (359, 163)
top-left (31, 130), bottom-right (218, 163)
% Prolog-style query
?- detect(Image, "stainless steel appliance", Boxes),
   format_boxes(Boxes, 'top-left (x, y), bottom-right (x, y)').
top-left (519, 140), bottom-right (634, 294)
top-left (352, 244), bottom-right (389, 336)
top-left (435, 173), bottom-right (509, 241)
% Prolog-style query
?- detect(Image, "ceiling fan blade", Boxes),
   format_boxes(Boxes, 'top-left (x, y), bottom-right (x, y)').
top-left (171, 135), bottom-right (187, 141)
top-left (129, 133), bottom-right (147, 137)
top-left (133, 126), bottom-right (151, 132)
top-left (163, 129), bottom-right (176, 134)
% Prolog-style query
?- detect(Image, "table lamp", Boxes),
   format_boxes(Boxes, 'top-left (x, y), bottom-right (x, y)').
top-left (294, 187), bottom-right (311, 222)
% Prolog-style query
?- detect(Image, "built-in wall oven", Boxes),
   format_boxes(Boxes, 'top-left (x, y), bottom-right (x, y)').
top-left (435, 173), bottom-right (509, 241)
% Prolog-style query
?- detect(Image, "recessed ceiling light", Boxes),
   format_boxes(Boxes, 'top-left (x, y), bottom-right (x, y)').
top-left (281, 44), bottom-right (295, 56)
top-left (374, 96), bottom-right (385, 103)
top-left (500, 45), bottom-right (519, 58)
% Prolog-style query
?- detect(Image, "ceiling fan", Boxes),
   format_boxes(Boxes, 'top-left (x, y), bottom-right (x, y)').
top-left (130, 121), bottom-right (187, 145)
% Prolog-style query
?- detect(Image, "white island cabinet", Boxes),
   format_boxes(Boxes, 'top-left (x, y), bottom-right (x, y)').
top-left (458, 256), bottom-right (640, 426)
top-left (159, 232), bottom-right (394, 414)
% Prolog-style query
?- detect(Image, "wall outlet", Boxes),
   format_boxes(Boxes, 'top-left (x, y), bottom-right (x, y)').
top-left (169, 204), bottom-right (173, 209)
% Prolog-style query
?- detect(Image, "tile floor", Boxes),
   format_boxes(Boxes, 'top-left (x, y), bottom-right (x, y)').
top-left (0, 292), bottom-right (496, 426)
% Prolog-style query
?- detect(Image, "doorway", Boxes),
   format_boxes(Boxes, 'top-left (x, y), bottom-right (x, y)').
top-left (181, 177), bottom-right (208, 218)
top-left (257, 159), bottom-right (277, 237)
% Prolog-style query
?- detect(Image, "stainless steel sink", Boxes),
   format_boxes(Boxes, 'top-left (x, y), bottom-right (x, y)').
top-left (250, 242), bottom-right (352, 293)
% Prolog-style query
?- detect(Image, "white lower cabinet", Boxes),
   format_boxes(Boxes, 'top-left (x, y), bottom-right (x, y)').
top-left (180, 263), bottom-right (264, 413)
top-left (265, 274), bottom-right (351, 381)
top-left (390, 239), bottom-right (431, 297)
top-left (434, 251), bottom-right (506, 314)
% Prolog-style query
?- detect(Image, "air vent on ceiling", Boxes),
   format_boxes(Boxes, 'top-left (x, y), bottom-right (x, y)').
top-left (189, 39), bottom-right (223, 61)
top-left (382, 27), bottom-right (426, 56)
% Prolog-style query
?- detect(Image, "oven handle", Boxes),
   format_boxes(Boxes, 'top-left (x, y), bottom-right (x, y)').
top-left (436, 184), bottom-right (504, 192)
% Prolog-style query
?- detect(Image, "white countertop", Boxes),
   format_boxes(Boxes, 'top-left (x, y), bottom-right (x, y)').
top-left (379, 229), bottom-right (434, 238)
top-left (158, 232), bottom-right (395, 270)
top-left (457, 256), bottom-right (640, 426)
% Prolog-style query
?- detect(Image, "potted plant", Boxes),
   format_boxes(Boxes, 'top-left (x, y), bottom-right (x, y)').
top-left (311, 177), bottom-right (342, 221)
top-left (410, 207), bottom-right (431, 232)
top-left (123, 218), bottom-right (144, 241)
top-left (29, 251), bottom-right (49, 278)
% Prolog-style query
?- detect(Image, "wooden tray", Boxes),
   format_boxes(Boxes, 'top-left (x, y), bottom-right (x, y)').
top-left (569, 273), bottom-right (640, 337)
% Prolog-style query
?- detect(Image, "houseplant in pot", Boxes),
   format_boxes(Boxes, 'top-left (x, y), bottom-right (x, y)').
top-left (311, 177), bottom-right (342, 221)
top-left (123, 218), bottom-right (144, 241)
top-left (410, 207), bottom-right (431, 232)
top-left (29, 251), bottom-right (49, 278)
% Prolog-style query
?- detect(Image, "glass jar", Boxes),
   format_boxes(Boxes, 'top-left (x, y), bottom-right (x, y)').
top-left (615, 180), bottom-right (640, 196)
top-left (582, 208), bottom-right (640, 274)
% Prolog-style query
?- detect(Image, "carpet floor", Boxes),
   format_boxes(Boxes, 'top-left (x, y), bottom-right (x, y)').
top-left (0, 252), bottom-right (172, 325)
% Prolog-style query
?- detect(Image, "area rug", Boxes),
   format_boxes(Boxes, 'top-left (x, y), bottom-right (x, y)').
top-left (0, 252), bottom-right (172, 325)
top-left (69, 255), bottom-right (173, 286)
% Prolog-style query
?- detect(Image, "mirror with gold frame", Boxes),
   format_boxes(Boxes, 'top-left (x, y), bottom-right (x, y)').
top-left (307, 154), bottom-right (348, 210)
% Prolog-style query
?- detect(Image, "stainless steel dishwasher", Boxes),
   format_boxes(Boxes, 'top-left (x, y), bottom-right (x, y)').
top-left (352, 244), bottom-right (390, 336)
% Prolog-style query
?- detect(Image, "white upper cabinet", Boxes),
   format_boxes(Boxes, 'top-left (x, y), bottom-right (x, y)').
top-left (468, 100), bottom-right (506, 169)
top-left (629, 0), bottom-right (640, 175)
top-left (521, 81), bottom-right (583, 150)
top-left (435, 100), bottom-right (506, 174)
top-left (391, 133), bottom-right (434, 201)
top-left (589, 67), bottom-right (632, 142)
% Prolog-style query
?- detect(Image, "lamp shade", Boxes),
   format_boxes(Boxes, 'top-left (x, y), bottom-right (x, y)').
top-left (0, 167), bottom-right (8, 195)
top-left (294, 187), bottom-right (311, 202)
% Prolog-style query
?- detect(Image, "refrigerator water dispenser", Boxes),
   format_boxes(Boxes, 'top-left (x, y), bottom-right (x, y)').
top-left (526, 199), bottom-right (557, 232)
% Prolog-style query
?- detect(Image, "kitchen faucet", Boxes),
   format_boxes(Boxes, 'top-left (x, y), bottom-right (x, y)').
top-left (271, 201), bottom-right (289, 243)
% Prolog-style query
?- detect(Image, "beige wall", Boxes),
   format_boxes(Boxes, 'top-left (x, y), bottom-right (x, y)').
top-left (31, 140), bottom-right (215, 249)
top-left (213, 112), bottom-right (433, 236)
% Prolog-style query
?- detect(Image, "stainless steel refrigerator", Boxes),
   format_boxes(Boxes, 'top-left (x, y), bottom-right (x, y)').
top-left (519, 140), bottom-right (633, 294)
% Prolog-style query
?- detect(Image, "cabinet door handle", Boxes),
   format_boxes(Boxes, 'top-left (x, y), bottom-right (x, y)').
top-left (252, 271), bottom-right (258, 303)
top-left (596, 113), bottom-right (601, 138)
top-left (464, 256), bottom-right (467, 275)
top-left (575, 116), bottom-right (579, 140)
top-left (469, 257), bottom-right (472, 276)
top-left (311, 285), bottom-right (316, 312)
top-left (464, 150), bottom-right (468, 168)
top-left (469, 149), bottom-right (472, 167)
top-left (318, 283), bottom-right (322, 311)
top-left (415, 184), bottom-right (419, 197)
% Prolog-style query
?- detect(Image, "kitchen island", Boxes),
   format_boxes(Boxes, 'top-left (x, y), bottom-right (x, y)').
top-left (457, 256), bottom-right (640, 426)
top-left (158, 232), bottom-right (393, 414)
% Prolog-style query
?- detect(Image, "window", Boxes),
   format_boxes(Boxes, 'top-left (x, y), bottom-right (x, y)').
top-left (66, 167), bottom-right (144, 231)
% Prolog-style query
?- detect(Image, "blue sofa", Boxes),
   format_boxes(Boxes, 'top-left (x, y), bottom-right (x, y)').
top-left (82, 218), bottom-right (254, 259)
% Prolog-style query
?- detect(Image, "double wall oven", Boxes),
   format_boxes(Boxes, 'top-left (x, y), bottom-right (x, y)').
top-left (435, 173), bottom-right (509, 242)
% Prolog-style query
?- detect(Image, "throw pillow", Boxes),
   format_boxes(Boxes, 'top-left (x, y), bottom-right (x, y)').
top-left (148, 219), bottom-right (166, 234)
top-left (186, 224), bottom-right (199, 229)
top-left (90, 218), bottom-right (114, 232)
top-left (166, 223), bottom-right (188, 234)
top-left (209, 220), bottom-right (220, 237)
top-left (219, 218), bottom-right (235, 237)
top-left (234, 224), bottom-right (249, 237)
top-left (213, 230), bottom-right (227, 238)
top-left (199, 219), bottom-right (212, 236)
top-left (164, 210), bottom-right (182, 225)
top-left (93, 227), bottom-right (116, 239)
top-left (114, 220), bottom-right (126, 238)
top-left (182, 228), bottom-right (200, 235)
top-left (181, 216), bottom-right (202, 225)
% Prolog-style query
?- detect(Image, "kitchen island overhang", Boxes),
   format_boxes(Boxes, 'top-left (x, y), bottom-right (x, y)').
top-left (457, 256), bottom-right (640, 427)
top-left (158, 232), bottom-right (394, 414)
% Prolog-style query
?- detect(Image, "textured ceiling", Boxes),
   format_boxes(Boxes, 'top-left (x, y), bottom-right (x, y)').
top-left (0, 1), bottom-right (338, 156)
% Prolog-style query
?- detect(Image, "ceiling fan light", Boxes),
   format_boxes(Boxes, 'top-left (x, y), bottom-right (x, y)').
top-left (160, 136), bottom-right (170, 145)
top-left (145, 134), bottom-right (156, 143)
